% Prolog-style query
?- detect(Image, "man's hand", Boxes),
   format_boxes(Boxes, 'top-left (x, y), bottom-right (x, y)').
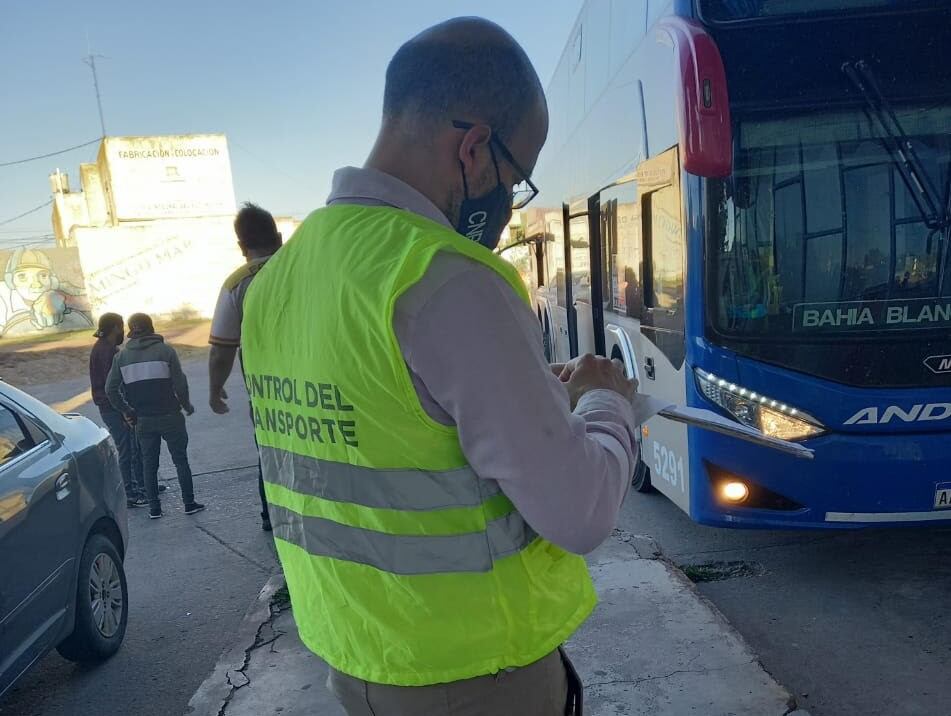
top-left (209, 387), bottom-right (230, 415)
top-left (123, 412), bottom-right (137, 428)
top-left (183, 403), bottom-right (196, 417)
top-left (560, 354), bottom-right (637, 409)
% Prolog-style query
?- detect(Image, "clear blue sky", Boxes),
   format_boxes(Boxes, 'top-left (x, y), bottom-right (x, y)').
top-left (0, 0), bottom-right (581, 243)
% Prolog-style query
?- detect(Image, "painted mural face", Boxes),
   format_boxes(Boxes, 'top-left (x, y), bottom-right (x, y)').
top-left (0, 247), bottom-right (92, 338)
top-left (13, 266), bottom-right (54, 303)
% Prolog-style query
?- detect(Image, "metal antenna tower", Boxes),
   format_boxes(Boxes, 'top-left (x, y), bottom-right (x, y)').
top-left (82, 51), bottom-right (108, 137)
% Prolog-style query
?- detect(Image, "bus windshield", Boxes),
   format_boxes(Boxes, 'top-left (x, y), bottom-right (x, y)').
top-left (698, 0), bottom-right (943, 22)
top-left (710, 104), bottom-right (951, 339)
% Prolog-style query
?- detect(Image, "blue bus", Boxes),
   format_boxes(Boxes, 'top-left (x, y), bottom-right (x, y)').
top-left (514, 0), bottom-right (951, 528)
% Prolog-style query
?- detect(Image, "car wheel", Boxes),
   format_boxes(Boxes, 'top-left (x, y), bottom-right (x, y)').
top-left (56, 533), bottom-right (128, 662)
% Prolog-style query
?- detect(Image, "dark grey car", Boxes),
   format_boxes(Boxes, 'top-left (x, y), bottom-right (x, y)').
top-left (0, 380), bottom-right (129, 698)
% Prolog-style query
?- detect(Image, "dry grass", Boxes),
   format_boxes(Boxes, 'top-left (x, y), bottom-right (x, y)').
top-left (0, 320), bottom-right (212, 387)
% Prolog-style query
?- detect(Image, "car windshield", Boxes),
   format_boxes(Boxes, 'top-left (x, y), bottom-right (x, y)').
top-left (710, 104), bottom-right (951, 338)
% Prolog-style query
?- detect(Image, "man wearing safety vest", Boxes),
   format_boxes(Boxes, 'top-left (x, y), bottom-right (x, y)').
top-left (242, 17), bottom-right (639, 716)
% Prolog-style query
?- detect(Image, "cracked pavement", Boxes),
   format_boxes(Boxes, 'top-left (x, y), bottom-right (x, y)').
top-left (210, 601), bottom-right (343, 716)
top-left (218, 609), bottom-right (288, 716)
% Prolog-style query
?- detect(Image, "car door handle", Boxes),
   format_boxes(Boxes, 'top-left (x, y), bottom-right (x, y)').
top-left (644, 357), bottom-right (656, 380)
top-left (55, 473), bottom-right (70, 501)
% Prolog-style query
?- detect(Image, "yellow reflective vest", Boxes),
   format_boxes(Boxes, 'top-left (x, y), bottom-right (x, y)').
top-left (242, 204), bottom-right (596, 686)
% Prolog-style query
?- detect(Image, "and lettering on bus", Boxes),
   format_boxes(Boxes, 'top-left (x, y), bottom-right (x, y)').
top-left (844, 403), bottom-right (951, 426)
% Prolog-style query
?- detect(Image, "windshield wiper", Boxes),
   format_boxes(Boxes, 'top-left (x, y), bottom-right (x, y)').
top-left (842, 60), bottom-right (947, 231)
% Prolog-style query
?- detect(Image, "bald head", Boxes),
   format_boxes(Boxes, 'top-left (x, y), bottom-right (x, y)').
top-left (383, 17), bottom-right (546, 142)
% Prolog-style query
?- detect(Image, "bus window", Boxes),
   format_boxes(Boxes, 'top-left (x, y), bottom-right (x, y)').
top-left (711, 104), bottom-right (951, 339)
top-left (548, 218), bottom-right (568, 308)
top-left (644, 185), bottom-right (684, 314)
top-left (602, 183), bottom-right (642, 319)
top-left (569, 215), bottom-right (591, 304)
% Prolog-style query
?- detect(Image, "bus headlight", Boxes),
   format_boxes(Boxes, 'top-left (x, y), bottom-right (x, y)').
top-left (695, 370), bottom-right (825, 441)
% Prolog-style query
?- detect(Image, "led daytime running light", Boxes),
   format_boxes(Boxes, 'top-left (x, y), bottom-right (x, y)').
top-left (696, 370), bottom-right (825, 441)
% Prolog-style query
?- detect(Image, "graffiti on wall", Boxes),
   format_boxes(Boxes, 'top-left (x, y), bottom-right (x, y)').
top-left (0, 247), bottom-right (93, 338)
top-left (76, 219), bottom-right (242, 320)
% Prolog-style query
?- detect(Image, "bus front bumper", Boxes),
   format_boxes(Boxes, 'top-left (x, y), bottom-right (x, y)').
top-left (689, 428), bottom-right (951, 529)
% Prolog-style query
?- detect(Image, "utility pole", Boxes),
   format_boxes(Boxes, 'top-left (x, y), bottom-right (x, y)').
top-left (83, 53), bottom-right (107, 138)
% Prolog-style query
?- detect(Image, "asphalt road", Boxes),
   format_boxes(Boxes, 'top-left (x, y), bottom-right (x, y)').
top-left (0, 360), bottom-right (279, 716)
top-left (4, 357), bottom-right (950, 716)
top-left (619, 487), bottom-right (951, 716)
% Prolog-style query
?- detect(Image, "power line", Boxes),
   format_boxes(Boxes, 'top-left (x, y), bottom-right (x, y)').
top-left (0, 232), bottom-right (54, 241)
top-left (0, 138), bottom-right (101, 168)
top-left (0, 199), bottom-right (53, 227)
top-left (229, 138), bottom-right (309, 186)
top-left (0, 238), bottom-right (56, 250)
top-left (0, 233), bottom-right (54, 242)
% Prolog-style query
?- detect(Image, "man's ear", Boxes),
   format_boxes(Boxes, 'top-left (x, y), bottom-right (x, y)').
top-left (458, 124), bottom-right (493, 174)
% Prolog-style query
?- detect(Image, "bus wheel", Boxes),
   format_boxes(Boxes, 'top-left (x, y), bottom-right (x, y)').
top-left (542, 325), bottom-right (554, 362)
top-left (632, 455), bottom-right (653, 493)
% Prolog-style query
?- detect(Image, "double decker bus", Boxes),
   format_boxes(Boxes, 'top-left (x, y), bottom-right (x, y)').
top-left (518, 0), bottom-right (951, 527)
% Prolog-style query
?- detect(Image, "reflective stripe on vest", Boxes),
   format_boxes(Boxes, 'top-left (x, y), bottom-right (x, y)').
top-left (270, 504), bottom-right (537, 575)
top-left (260, 445), bottom-right (504, 511)
top-left (261, 446), bottom-right (535, 574)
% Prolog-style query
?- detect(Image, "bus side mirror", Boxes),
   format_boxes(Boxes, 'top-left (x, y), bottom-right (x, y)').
top-left (658, 18), bottom-right (733, 178)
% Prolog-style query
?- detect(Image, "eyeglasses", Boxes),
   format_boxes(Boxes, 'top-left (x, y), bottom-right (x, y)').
top-left (452, 120), bottom-right (540, 210)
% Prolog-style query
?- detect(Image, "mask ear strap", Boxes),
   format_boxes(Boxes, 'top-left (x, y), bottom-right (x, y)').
top-left (488, 144), bottom-right (502, 185)
top-left (458, 160), bottom-right (470, 200)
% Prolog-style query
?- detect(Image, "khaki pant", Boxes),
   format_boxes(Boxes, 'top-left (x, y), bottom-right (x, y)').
top-left (327, 649), bottom-right (569, 716)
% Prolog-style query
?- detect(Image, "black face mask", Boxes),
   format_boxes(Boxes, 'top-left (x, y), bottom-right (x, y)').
top-left (455, 147), bottom-right (510, 251)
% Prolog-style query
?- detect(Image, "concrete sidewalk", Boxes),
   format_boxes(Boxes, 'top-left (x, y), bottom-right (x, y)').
top-left (188, 532), bottom-right (808, 716)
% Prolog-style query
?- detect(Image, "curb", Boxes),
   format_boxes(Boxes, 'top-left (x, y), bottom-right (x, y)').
top-left (185, 572), bottom-right (286, 716)
top-left (649, 544), bottom-right (805, 716)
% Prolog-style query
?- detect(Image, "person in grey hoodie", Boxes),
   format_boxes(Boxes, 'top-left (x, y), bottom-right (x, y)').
top-left (106, 313), bottom-right (204, 519)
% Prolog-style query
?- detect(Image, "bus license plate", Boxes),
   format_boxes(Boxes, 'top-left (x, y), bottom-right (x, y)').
top-left (935, 483), bottom-right (951, 510)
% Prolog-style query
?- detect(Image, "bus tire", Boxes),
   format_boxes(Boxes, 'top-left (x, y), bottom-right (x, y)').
top-left (542, 323), bottom-right (554, 363)
top-left (632, 456), bottom-right (653, 493)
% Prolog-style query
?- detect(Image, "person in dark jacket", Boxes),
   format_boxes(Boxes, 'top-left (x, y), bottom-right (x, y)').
top-left (106, 313), bottom-right (204, 519)
top-left (90, 312), bottom-right (148, 508)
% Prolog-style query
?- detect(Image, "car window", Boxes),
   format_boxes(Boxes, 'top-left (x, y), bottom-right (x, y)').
top-left (0, 405), bottom-right (34, 466)
top-left (20, 414), bottom-right (48, 446)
